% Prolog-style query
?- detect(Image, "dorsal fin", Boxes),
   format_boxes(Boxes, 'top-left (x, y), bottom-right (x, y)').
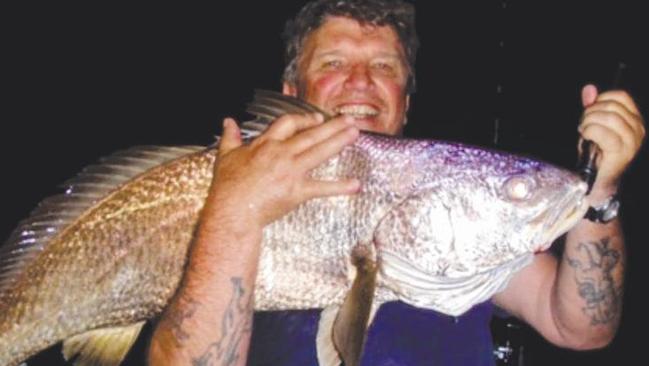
top-left (241, 89), bottom-right (332, 138)
top-left (0, 145), bottom-right (205, 298)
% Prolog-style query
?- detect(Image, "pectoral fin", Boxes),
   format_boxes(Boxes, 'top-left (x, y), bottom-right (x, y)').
top-left (316, 306), bottom-right (342, 366)
top-left (61, 321), bottom-right (146, 366)
top-left (316, 247), bottom-right (378, 366)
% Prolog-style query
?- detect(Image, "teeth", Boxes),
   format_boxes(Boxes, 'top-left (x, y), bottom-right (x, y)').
top-left (334, 105), bottom-right (379, 118)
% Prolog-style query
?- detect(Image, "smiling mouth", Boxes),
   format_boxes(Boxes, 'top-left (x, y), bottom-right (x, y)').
top-left (333, 104), bottom-right (379, 119)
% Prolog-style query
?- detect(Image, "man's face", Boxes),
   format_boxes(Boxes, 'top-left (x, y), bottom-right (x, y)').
top-left (284, 16), bottom-right (410, 136)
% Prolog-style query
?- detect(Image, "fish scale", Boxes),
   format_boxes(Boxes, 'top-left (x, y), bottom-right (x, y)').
top-left (0, 92), bottom-right (589, 366)
top-left (1, 148), bottom-right (214, 365)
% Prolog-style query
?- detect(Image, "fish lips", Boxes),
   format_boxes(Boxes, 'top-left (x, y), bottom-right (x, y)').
top-left (532, 181), bottom-right (589, 252)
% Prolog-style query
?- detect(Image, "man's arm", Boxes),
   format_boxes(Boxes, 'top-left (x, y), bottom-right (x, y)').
top-left (148, 114), bottom-right (360, 365)
top-left (493, 85), bottom-right (645, 350)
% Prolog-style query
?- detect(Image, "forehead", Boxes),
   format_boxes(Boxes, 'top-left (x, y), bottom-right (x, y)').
top-left (303, 16), bottom-right (405, 56)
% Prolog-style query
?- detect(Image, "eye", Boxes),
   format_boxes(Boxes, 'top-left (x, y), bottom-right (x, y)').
top-left (322, 59), bottom-right (343, 69)
top-left (371, 61), bottom-right (396, 74)
top-left (504, 176), bottom-right (536, 201)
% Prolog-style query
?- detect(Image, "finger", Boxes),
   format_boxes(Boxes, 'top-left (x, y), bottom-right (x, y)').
top-left (605, 90), bottom-right (648, 141)
top-left (579, 123), bottom-right (625, 155)
top-left (596, 90), bottom-right (642, 116)
top-left (579, 110), bottom-right (640, 150)
top-left (581, 84), bottom-right (598, 107)
top-left (297, 126), bottom-right (359, 170)
top-left (301, 178), bottom-right (361, 201)
top-left (577, 136), bottom-right (585, 157)
top-left (285, 115), bottom-right (356, 153)
top-left (582, 100), bottom-right (644, 137)
top-left (264, 113), bottom-right (325, 141)
top-left (218, 118), bottom-right (243, 157)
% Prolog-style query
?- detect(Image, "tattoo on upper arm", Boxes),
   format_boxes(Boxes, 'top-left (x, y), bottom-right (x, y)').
top-left (566, 237), bottom-right (623, 326)
top-left (191, 277), bottom-right (254, 366)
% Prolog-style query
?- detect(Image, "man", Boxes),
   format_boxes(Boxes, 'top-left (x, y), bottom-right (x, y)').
top-left (149, 0), bottom-right (645, 365)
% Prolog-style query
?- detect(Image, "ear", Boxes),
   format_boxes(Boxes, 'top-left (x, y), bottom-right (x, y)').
top-left (283, 82), bottom-right (298, 97)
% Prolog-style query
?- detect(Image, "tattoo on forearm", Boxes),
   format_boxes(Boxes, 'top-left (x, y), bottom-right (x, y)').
top-left (566, 238), bottom-right (623, 326)
top-left (165, 294), bottom-right (199, 347)
top-left (192, 277), bottom-right (254, 366)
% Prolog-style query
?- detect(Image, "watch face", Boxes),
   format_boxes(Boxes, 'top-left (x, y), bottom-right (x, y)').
top-left (602, 200), bottom-right (621, 222)
top-left (585, 195), bottom-right (620, 223)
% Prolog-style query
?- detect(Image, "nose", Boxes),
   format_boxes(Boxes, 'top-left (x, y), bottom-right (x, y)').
top-left (344, 64), bottom-right (373, 91)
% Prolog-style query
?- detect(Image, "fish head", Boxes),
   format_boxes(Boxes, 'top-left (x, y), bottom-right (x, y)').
top-left (376, 147), bottom-right (590, 277)
top-left (433, 148), bottom-right (592, 256)
top-left (374, 147), bottom-right (590, 314)
top-left (477, 155), bottom-right (590, 253)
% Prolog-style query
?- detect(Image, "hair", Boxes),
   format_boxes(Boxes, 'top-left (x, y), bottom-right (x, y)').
top-left (282, 0), bottom-right (419, 94)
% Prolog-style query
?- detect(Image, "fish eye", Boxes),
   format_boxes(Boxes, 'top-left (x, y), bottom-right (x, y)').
top-left (504, 176), bottom-right (536, 201)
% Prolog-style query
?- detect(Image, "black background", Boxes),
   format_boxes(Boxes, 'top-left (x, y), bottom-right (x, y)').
top-left (2, 1), bottom-right (647, 365)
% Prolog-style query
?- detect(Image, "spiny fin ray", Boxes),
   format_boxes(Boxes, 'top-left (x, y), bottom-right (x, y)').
top-left (249, 89), bottom-right (330, 119)
top-left (0, 145), bottom-right (205, 298)
top-left (238, 89), bottom-right (330, 140)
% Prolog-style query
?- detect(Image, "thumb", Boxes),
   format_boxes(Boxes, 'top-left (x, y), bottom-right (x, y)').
top-left (581, 84), bottom-right (599, 107)
top-left (218, 117), bottom-right (242, 157)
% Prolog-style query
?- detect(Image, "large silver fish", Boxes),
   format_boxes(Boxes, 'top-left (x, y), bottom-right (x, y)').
top-left (0, 91), bottom-right (590, 366)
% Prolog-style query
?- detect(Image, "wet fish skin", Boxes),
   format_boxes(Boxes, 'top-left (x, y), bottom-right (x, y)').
top-left (0, 129), bottom-right (589, 365)
top-left (256, 134), bottom-right (589, 314)
top-left (0, 148), bottom-right (216, 365)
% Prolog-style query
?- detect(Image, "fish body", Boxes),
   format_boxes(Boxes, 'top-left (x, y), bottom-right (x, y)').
top-left (0, 97), bottom-right (590, 366)
top-left (257, 133), bottom-right (589, 313)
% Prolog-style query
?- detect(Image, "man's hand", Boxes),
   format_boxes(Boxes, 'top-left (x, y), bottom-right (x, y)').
top-left (202, 113), bottom-right (361, 236)
top-left (493, 85), bottom-right (644, 349)
top-left (149, 113), bottom-right (360, 365)
top-left (579, 84), bottom-right (645, 195)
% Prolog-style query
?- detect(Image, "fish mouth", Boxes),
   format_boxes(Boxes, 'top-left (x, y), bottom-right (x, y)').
top-left (534, 181), bottom-right (589, 251)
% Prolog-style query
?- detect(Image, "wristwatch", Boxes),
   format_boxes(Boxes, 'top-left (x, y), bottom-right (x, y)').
top-left (584, 194), bottom-right (621, 223)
